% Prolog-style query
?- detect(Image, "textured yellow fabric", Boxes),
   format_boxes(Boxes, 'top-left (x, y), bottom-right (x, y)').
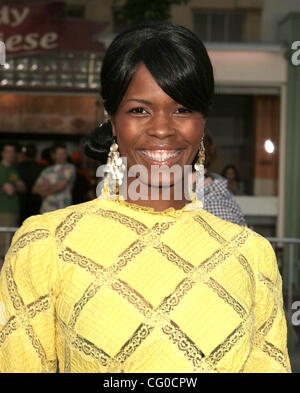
top-left (0, 197), bottom-right (291, 373)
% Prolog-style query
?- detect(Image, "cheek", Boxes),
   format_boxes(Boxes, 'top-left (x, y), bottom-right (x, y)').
top-left (184, 121), bottom-right (205, 149)
top-left (183, 122), bottom-right (205, 165)
top-left (114, 116), bottom-right (139, 155)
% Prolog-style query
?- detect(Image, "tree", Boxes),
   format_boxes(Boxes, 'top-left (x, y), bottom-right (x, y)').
top-left (113, 0), bottom-right (190, 26)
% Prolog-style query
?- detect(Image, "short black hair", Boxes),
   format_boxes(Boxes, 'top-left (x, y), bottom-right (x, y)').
top-left (85, 21), bottom-right (214, 160)
top-left (51, 143), bottom-right (67, 154)
top-left (102, 21), bottom-right (214, 117)
top-left (221, 165), bottom-right (241, 182)
top-left (0, 142), bottom-right (17, 153)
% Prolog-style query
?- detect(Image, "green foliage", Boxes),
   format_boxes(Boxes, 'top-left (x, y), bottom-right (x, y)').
top-left (113, 0), bottom-right (190, 25)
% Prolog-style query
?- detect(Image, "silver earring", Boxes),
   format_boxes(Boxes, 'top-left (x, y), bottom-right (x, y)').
top-left (186, 138), bottom-right (205, 211)
top-left (194, 138), bottom-right (205, 204)
top-left (194, 137), bottom-right (205, 172)
top-left (103, 137), bottom-right (126, 198)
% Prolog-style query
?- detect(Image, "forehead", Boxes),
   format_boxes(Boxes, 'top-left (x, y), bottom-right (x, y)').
top-left (4, 145), bottom-right (15, 152)
top-left (54, 147), bottom-right (67, 154)
top-left (122, 62), bottom-right (173, 103)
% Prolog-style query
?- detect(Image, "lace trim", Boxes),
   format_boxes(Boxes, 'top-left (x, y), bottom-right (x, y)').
top-left (97, 190), bottom-right (202, 217)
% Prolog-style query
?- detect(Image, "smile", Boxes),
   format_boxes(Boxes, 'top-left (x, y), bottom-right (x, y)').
top-left (140, 150), bottom-right (182, 161)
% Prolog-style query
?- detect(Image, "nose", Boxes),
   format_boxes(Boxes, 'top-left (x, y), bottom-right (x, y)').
top-left (146, 113), bottom-right (176, 139)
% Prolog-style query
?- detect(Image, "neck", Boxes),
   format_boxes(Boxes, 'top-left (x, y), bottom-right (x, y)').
top-left (119, 178), bottom-right (191, 211)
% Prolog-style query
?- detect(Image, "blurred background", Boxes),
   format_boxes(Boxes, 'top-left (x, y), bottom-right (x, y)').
top-left (0, 0), bottom-right (299, 371)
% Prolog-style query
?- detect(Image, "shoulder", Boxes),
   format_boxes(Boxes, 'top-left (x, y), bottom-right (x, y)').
top-left (246, 231), bottom-right (279, 283)
top-left (10, 199), bottom-right (98, 240)
top-left (204, 177), bottom-right (232, 203)
top-left (196, 208), bottom-right (247, 240)
top-left (7, 214), bottom-right (54, 260)
top-left (38, 166), bottom-right (51, 176)
top-left (3, 213), bottom-right (62, 301)
top-left (37, 198), bottom-right (98, 230)
top-left (6, 199), bottom-right (98, 263)
top-left (64, 163), bottom-right (75, 171)
top-left (196, 209), bottom-right (275, 276)
top-left (204, 195), bottom-right (246, 227)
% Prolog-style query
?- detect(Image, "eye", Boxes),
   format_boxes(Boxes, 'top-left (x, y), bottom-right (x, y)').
top-left (128, 107), bottom-right (148, 114)
top-left (175, 107), bottom-right (193, 114)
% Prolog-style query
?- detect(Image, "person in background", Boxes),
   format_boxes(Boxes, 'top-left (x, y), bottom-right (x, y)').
top-left (16, 145), bottom-right (26, 165)
top-left (193, 132), bottom-right (247, 226)
top-left (37, 147), bottom-right (53, 167)
top-left (17, 144), bottom-right (44, 225)
top-left (0, 143), bottom-right (26, 261)
top-left (32, 143), bottom-right (75, 213)
top-left (71, 151), bottom-right (95, 204)
top-left (221, 164), bottom-right (244, 195)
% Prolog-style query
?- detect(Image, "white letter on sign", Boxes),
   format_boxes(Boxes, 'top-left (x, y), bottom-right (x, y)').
top-left (0, 41), bottom-right (5, 65)
top-left (11, 7), bottom-right (30, 27)
top-left (23, 33), bottom-right (39, 50)
top-left (5, 34), bottom-right (23, 51)
top-left (0, 6), bottom-right (10, 26)
top-left (40, 32), bottom-right (58, 49)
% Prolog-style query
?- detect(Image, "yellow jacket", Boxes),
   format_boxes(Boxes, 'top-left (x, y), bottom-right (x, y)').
top-left (0, 197), bottom-right (291, 372)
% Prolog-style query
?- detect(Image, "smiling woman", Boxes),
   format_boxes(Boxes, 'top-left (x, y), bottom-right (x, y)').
top-left (110, 63), bottom-right (206, 208)
top-left (85, 21), bottom-right (214, 211)
top-left (0, 22), bottom-right (291, 373)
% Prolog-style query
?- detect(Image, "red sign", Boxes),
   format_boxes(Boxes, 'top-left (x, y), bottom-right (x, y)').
top-left (0, 1), bottom-right (107, 56)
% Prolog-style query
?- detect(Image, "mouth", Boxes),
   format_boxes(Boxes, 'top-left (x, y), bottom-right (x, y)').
top-left (138, 149), bottom-right (183, 166)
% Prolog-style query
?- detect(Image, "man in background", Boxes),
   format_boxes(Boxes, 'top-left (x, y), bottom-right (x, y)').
top-left (203, 132), bottom-right (247, 226)
top-left (191, 131), bottom-right (247, 226)
top-left (0, 143), bottom-right (26, 260)
top-left (33, 143), bottom-right (75, 213)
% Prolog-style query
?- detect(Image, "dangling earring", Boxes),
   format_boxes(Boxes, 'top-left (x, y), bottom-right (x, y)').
top-left (194, 137), bottom-right (205, 205)
top-left (194, 137), bottom-right (205, 172)
top-left (186, 137), bottom-right (205, 211)
top-left (103, 136), bottom-right (125, 200)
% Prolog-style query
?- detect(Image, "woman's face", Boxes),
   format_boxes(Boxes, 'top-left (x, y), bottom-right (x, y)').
top-left (225, 168), bottom-right (236, 181)
top-left (111, 63), bottom-right (206, 189)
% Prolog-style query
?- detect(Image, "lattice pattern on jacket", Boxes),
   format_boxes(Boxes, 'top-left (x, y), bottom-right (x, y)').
top-left (0, 197), bottom-right (291, 373)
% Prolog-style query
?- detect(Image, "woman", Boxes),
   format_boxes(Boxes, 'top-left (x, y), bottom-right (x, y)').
top-left (222, 164), bottom-right (244, 196)
top-left (0, 22), bottom-right (290, 373)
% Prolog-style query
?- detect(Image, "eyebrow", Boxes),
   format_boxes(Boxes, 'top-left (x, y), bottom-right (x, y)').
top-left (125, 98), bottom-right (178, 105)
top-left (126, 98), bottom-right (152, 105)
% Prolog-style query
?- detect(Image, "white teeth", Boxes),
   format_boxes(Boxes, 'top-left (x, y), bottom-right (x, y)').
top-left (141, 150), bottom-right (180, 161)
